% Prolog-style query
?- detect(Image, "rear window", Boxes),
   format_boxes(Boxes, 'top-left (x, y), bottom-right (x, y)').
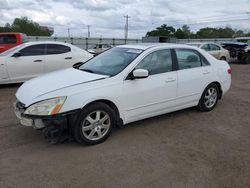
top-left (0, 34), bottom-right (17, 44)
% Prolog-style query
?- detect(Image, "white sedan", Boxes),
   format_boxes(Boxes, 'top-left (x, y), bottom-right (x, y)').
top-left (187, 42), bottom-right (230, 61)
top-left (0, 41), bottom-right (93, 84)
top-left (14, 43), bottom-right (231, 145)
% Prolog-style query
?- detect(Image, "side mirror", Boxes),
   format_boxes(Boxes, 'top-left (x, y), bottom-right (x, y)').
top-left (12, 52), bottom-right (21, 57)
top-left (72, 62), bottom-right (83, 68)
top-left (132, 69), bottom-right (149, 79)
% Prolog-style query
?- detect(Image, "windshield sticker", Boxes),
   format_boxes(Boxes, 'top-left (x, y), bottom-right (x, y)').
top-left (126, 49), bottom-right (143, 54)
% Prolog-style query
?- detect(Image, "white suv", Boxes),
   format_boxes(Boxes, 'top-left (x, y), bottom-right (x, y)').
top-left (14, 43), bottom-right (231, 145)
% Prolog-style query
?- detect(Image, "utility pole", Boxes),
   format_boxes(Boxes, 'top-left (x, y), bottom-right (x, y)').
top-left (87, 25), bottom-right (90, 38)
top-left (124, 15), bottom-right (130, 40)
top-left (67, 28), bottom-right (70, 38)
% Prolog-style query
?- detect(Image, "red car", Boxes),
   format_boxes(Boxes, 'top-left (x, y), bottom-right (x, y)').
top-left (0, 32), bottom-right (28, 53)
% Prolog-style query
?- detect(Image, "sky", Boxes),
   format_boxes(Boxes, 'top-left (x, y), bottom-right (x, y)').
top-left (0, 0), bottom-right (250, 38)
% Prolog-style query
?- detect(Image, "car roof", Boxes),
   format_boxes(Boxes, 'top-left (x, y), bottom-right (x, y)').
top-left (25, 41), bottom-right (71, 45)
top-left (117, 43), bottom-right (194, 50)
top-left (22, 41), bottom-right (72, 46)
top-left (186, 42), bottom-right (219, 45)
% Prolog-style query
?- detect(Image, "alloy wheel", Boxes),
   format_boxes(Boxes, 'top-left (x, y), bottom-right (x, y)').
top-left (82, 110), bottom-right (111, 141)
top-left (204, 87), bottom-right (218, 108)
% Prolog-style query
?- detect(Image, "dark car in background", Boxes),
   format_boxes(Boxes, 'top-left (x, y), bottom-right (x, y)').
top-left (221, 38), bottom-right (250, 64)
top-left (0, 32), bottom-right (28, 53)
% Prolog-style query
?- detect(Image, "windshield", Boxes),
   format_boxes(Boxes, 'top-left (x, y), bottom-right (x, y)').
top-left (187, 43), bottom-right (201, 48)
top-left (0, 43), bottom-right (26, 56)
top-left (79, 47), bottom-right (143, 76)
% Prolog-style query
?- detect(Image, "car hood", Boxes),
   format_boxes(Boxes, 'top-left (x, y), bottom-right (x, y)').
top-left (16, 68), bottom-right (109, 106)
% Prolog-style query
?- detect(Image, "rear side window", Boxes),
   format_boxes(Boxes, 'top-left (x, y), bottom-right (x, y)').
top-left (0, 34), bottom-right (17, 44)
top-left (46, 44), bottom-right (71, 55)
top-left (176, 49), bottom-right (202, 70)
top-left (19, 44), bottom-right (46, 56)
top-left (209, 44), bottom-right (220, 51)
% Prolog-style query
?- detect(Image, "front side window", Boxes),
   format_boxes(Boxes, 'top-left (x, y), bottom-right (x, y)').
top-left (175, 49), bottom-right (202, 70)
top-left (79, 47), bottom-right (143, 76)
top-left (19, 44), bottom-right (45, 56)
top-left (0, 34), bottom-right (17, 44)
top-left (201, 44), bottom-right (210, 51)
top-left (135, 49), bottom-right (172, 75)
top-left (46, 44), bottom-right (71, 55)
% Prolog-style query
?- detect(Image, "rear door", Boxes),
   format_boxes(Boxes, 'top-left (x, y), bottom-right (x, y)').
top-left (175, 48), bottom-right (212, 107)
top-left (6, 44), bottom-right (45, 82)
top-left (45, 44), bottom-right (73, 73)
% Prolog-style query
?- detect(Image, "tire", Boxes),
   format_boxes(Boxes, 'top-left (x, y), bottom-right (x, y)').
top-left (197, 83), bottom-right (219, 112)
top-left (242, 54), bottom-right (250, 64)
top-left (73, 102), bottom-right (115, 145)
top-left (220, 56), bottom-right (226, 61)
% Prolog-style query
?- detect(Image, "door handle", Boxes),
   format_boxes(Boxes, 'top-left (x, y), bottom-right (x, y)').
top-left (65, 57), bottom-right (72, 59)
top-left (165, 77), bottom-right (176, 83)
top-left (33, 60), bottom-right (42, 62)
top-left (203, 70), bottom-right (210, 75)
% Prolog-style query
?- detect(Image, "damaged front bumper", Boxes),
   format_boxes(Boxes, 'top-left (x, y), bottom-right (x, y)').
top-left (14, 100), bottom-right (80, 143)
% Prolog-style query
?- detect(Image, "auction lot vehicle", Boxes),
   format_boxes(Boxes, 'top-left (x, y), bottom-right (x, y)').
top-left (88, 43), bottom-right (112, 55)
top-left (0, 41), bottom-right (93, 84)
top-left (221, 38), bottom-right (250, 64)
top-left (14, 43), bottom-right (231, 145)
top-left (187, 42), bottom-right (230, 61)
top-left (0, 32), bottom-right (28, 53)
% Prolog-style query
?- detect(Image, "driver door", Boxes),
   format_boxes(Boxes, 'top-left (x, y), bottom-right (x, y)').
top-left (122, 49), bottom-right (177, 123)
top-left (6, 44), bottom-right (45, 82)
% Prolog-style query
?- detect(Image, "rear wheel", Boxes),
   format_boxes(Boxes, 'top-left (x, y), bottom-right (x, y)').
top-left (73, 102), bottom-right (115, 145)
top-left (220, 56), bottom-right (226, 61)
top-left (197, 83), bottom-right (219, 112)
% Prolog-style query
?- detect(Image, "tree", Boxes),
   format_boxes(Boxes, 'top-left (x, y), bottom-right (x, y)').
top-left (174, 25), bottom-right (192, 39)
top-left (0, 17), bottom-right (52, 36)
top-left (146, 24), bottom-right (175, 37)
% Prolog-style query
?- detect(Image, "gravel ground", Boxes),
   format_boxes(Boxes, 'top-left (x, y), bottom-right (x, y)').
top-left (0, 64), bottom-right (249, 188)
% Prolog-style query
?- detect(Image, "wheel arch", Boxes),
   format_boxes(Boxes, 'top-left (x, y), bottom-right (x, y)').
top-left (209, 81), bottom-right (223, 99)
top-left (83, 99), bottom-right (124, 127)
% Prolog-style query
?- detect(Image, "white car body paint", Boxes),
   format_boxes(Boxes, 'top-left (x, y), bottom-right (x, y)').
top-left (0, 41), bottom-right (93, 84)
top-left (16, 43), bottom-right (231, 125)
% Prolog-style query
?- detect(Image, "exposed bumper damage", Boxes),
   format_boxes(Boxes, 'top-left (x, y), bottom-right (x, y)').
top-left (14, 100), bottom-right (80, 144)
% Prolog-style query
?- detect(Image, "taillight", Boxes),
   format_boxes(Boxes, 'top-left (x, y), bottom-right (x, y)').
top-left (227, 68), bottom-right (232, 74)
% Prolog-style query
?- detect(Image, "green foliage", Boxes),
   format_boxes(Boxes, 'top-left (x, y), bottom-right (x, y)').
top-left (174, 25), bottom-right (193, 39)
top-left (146, 24), bottom-right (175, 37)
top-left (0, 17), bottom-right (52, 36)
top-left (146, 24), bottom-right (250, 39)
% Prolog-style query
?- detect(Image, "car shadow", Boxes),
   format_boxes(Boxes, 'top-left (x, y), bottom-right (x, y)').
top-left (0, 83), bottom-right (22, 89)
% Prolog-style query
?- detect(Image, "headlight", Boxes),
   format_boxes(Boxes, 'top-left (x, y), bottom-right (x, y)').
top-left (24, 97), bottom-right (67, 116)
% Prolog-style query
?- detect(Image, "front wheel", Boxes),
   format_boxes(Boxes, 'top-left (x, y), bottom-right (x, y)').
top-left (197, 83), bottom-right (219, 112)
top-left (73, 102), bottom-right (115, 145)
